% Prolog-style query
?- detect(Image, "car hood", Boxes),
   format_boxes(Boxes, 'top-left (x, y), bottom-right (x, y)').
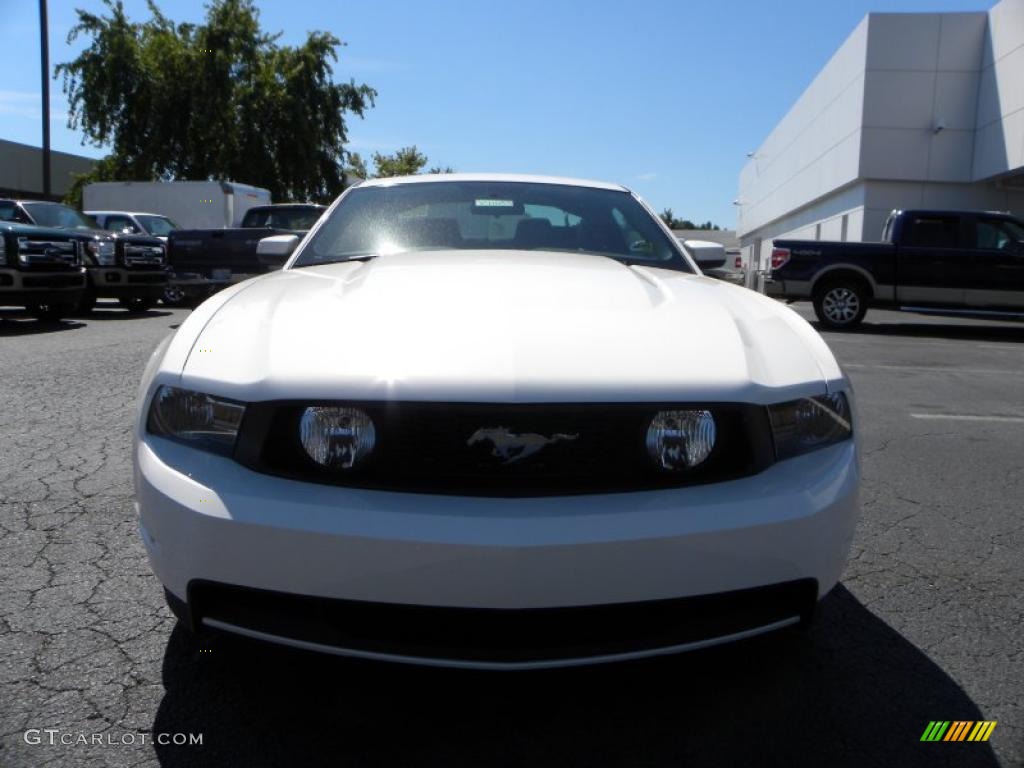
top-left (178, 250), bottom-right (842, 403)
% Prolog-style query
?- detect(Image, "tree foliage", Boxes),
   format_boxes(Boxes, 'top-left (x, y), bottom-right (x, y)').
top-left (371, 146), bottom-right (428, 178)
top-left (659, 208), bottom-right (720, 231)
top-left (57, 0), bottom-right (375, 204)
top-left (344, 145), bottom-right (454, 179)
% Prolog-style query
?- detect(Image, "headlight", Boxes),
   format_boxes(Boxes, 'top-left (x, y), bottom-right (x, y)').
top-left (646, 409), bottom-right (716, 471)
top-left (146, 386), bottom-right (245, 455)
top-left (768, 393), bottom-right (852, 460)
top-left (87, 240), bottom-right (117, 265)
top-left (300, 407), bottom-right (376, 470)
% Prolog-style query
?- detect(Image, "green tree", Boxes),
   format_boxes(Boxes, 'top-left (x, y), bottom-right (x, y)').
top-left (659, 209), bottom-right (722, 231)
top-left (345, 146), bottom-right (453, 179)
top-left (57, 0), bottom-right (375, 204)
top-left (345, 151), bottom-right (369, 180)
top-left (371, 146), bottom-right (428, 177)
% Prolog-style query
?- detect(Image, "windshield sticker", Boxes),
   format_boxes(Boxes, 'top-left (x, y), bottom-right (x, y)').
top-left (474, 199), bottom-right (515, 208)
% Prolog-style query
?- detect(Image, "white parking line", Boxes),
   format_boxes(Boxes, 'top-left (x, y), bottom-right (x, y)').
top-left (844, 363), bottom-right (1021, 375)
top-left (910, 413), bottom-right (1024, 423)
top-left (827, 337), bottom-right (1024, 351)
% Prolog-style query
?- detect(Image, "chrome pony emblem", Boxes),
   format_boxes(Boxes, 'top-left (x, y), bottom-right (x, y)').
top-left (467, 427), bottom-right (578, 464)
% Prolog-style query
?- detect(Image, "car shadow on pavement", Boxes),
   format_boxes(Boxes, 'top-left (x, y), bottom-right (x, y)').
top-left (0, 315), bottom-right (85, 336)
top-left (151, 584), bottom-right (1000, 768)
top-left (813, 319), bottom-right (1024, 343)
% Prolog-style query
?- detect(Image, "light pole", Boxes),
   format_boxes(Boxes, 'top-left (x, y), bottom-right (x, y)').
top-left (39, 0), bottom-right (51, 198)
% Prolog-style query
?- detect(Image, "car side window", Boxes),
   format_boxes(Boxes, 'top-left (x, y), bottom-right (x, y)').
top-left (905, 216), bottom-right (960, 249)
top-left (107, 215), bottom-right (139, 234)
top-left (974, 219), bottom-right (1024, 251)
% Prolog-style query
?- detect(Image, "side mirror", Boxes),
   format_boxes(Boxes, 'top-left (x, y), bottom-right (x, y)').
top-left (257, 234), bottom-right (299, 268)
top-left (682, 240), bottom-right (727, 270)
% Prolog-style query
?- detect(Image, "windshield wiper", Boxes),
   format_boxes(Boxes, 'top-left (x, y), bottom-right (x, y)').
top-left (293, 251), bottom-right (380, 267)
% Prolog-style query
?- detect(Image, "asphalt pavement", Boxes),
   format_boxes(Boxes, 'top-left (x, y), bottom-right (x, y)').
top-left (0, 299), bottom-right (1021, 767)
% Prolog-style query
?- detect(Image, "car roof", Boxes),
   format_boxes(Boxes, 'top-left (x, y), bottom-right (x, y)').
top-left (85, 211), bottom-right (170, 217)
top-left (356, 173), bottom-right (629, 192)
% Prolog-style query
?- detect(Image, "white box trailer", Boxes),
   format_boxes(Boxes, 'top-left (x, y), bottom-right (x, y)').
top-left (82, 181), bottom-right (271, 229)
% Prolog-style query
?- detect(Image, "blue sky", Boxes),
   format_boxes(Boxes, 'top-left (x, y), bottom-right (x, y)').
top-left (1, 0), bottom-right (991, 226)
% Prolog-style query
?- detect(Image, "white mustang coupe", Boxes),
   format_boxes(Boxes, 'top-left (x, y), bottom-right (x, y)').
top-left (134, 174), bottom-right (859, 669)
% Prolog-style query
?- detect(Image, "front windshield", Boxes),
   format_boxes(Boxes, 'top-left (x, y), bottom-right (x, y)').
top-left (294, 181), bottom-right (690, 271)
top-left (136, 214), bottom-right (178, 236)
top-left (22, 202), bottom-right (98, 230)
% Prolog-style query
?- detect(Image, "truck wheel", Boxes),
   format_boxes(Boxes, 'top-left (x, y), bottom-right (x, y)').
top-left (161, 285), bottom-right (188, 307)
top-left (29, 302), bottom-right (75, 323)
top-left (119, 297), bottom-right (153, 313)
top-left (813, 281), bottom-right (868, 329)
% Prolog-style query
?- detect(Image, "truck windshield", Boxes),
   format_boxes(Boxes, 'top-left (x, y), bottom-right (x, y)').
top-left (136, 215), bottom-right (178, 237)
top-left (22, 202), bottom-right (99, 230)
top-left (295, 181), bottom-right (690, 271)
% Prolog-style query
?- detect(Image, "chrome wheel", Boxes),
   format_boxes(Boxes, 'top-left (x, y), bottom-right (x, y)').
top-left (162, 285), bottom-right (187, 305)
top-left (822, 287), bottom-right (860, 325)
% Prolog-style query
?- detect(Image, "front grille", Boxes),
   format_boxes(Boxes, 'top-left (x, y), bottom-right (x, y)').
top-left (235, 401), bottom-right (776, 496)
top-left (124, 245), bottom-right (165, 268)
top-left (186, 578), bottom-right (818, 664)
top-left (16, 237), bottom-right (80, 268)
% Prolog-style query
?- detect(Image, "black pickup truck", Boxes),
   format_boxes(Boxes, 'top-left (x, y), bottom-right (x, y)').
top-left (0, 199), bottom-right (168, 313)
top-left (0, 222), bottom-right (87, 321)
top-left (165, 203), bottom-right (325, 305)
top-left (767, 209), bottom-right (1024, 328)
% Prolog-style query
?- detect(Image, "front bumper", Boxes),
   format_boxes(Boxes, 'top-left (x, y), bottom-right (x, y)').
top-left (87, 267), bottom-right (167, 299)
top-left (136, 434), bottom-right (859, 666)
top-left (765, 277), bottom-right (812, 299)
top-left (168, 271), bottom-right (260, 298)
top-left (0, 268), bottom-right (86, 306)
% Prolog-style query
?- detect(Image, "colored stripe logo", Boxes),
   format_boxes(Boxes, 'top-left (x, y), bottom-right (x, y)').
top-left (921, 721), bottom-right (997, 742)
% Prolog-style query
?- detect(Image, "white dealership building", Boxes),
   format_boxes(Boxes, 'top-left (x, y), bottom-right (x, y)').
top-left (736, 0), bottom-right (1024, 273)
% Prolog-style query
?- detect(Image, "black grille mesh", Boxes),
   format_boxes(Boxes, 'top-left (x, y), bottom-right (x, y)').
top-left (235, 401), bottom-right (775, 496)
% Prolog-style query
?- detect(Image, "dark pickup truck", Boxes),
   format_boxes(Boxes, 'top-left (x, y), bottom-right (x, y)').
top-left (0, 222), bottom-right (87, 321)
top-left (767, 209), bottom-right (1024, 328)
top-left (0, 199), bottom-right (168, 313)
top-left (165, 203), bottom-right (325, 305)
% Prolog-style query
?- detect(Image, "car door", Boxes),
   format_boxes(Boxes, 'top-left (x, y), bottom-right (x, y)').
top-left (895, 213), bottom-right (969, 307)
top-left (964, 215), bottom-right (1024, 311)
